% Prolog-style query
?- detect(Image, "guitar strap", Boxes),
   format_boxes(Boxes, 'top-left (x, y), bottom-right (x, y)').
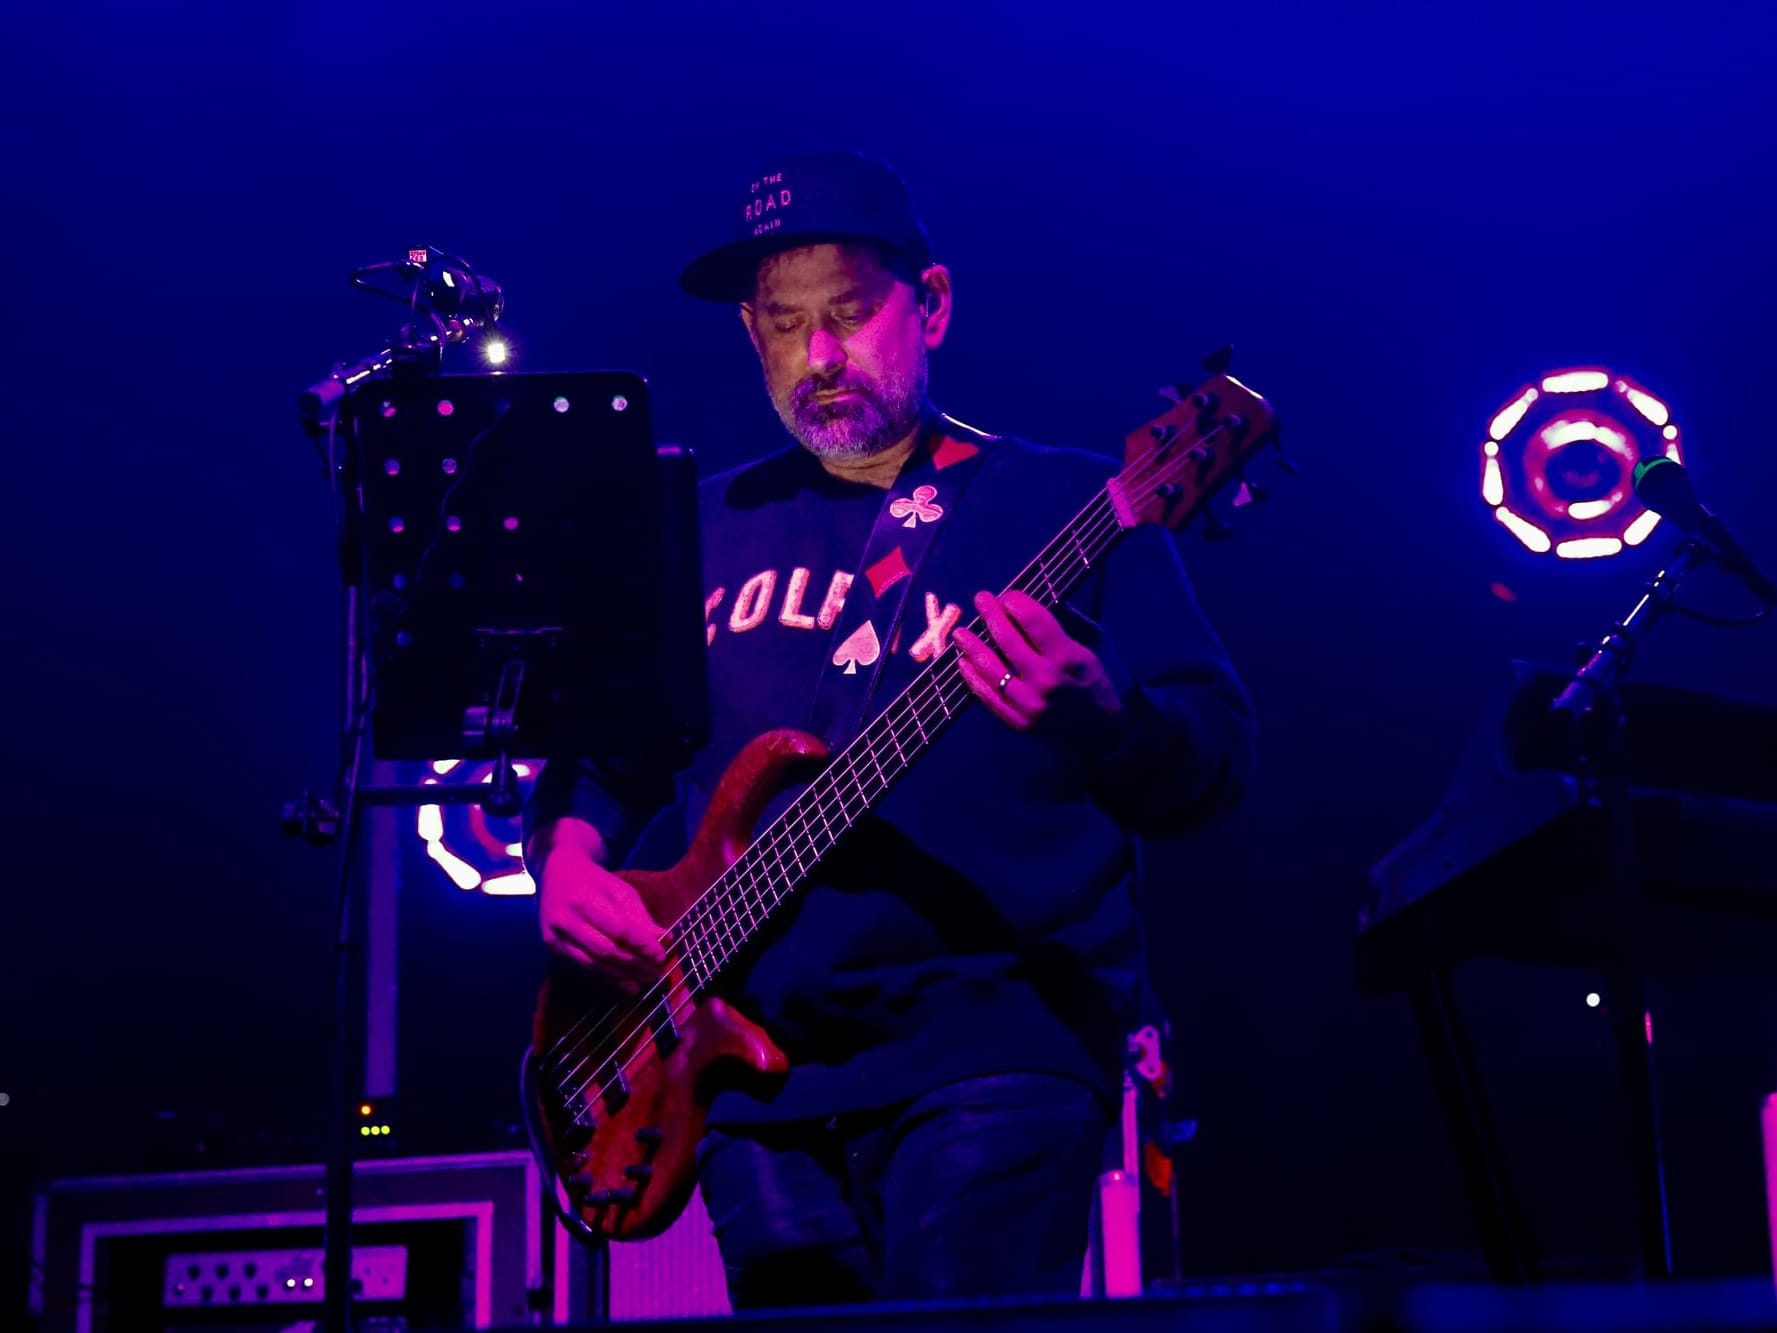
top-left (806, 415), bottom-right (993, 751)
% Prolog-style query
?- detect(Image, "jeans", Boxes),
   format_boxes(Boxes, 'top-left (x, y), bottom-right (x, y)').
top-left (695, 1072), bottom-right (1110, 1310)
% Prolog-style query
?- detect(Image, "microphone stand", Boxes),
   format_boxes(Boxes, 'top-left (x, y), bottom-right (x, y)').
top-left (289, 368), bottom-right (380, 1333)
top-left (1550, 539), bottom-right (1707, 717)
top-left (1550, 538), bottom-right (1709, 1278)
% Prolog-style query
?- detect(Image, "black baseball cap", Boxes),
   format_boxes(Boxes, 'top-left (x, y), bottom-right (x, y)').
top-left (680, 150), bottom-right (933, 302)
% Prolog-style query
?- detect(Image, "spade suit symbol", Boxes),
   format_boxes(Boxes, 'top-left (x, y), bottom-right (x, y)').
top-left (832, 621), bottom-right (881, 676)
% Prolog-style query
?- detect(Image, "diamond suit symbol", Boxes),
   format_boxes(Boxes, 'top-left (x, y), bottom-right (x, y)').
top-left (865, 547), bottom-right (912, 596)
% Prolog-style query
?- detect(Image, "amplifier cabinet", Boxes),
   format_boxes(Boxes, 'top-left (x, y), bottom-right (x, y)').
top-left (31, 1152), bottom-right (541, 1332)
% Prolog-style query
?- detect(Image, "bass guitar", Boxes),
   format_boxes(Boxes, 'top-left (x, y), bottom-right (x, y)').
top-left (524, 362), bottom-right (1281, 1241)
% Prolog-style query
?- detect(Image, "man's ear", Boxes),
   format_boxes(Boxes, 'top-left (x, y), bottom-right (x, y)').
top-left (917, 265), bottom-right (953, 349)
top-left (739, 302), bottom-right (757, 344)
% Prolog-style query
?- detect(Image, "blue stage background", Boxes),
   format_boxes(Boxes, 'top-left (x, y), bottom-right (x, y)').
top-left (4, 0), bottom-right (1775, 1305)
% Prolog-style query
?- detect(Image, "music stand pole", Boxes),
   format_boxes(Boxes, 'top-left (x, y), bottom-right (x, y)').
top-left (322, 738), bottom-right (367, 1333)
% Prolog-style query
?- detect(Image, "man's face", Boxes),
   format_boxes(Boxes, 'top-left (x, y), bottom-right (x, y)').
top-left (742, 243), bottom-right (929, 462)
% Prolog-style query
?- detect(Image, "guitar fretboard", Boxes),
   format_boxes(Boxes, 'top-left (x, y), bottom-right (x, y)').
top-left (669, 486), bottom-right (1128, 990)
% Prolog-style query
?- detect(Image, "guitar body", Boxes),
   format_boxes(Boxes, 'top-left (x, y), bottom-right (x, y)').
top-left (526, 728), bottom-right (826, 1241)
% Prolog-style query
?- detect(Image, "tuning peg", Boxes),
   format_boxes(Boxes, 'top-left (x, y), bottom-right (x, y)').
top-left (1201, 346), bottom-right (1234, 375)
top-left (1201, 510), bottom-right (1236, 541)
top-left (1232, 477), bottom-right (1270, 508)
top-left (1157, 384), bottom-right (1189, 404)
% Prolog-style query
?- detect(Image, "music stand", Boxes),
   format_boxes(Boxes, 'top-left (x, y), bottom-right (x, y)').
top-left (351, 370), bottom-right (708, 791)
top-left (297, 369), bottom-right (708, 1331)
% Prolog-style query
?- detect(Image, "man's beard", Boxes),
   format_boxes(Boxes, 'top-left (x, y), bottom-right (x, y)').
top-left (768, 353), bottom-right (928, 461)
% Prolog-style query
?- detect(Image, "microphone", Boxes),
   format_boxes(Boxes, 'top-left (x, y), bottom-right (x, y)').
top-left (299, 248), bottom-right (505, 427)
top-left (412, 255), bottom-right (504, 324)
top-left (395, 246), bottom-right (503, 322)
top-left (1632, 457), bottom-right (1777, 605)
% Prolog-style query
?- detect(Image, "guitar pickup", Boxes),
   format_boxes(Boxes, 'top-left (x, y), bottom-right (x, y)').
top-left (649, 1003), bottom-right (681, 1055)
top-left (600, 1068), bottom-right (631, 1112)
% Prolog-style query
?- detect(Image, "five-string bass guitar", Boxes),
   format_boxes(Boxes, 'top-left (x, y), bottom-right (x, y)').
top-left (523, 357), bottom-right (1282, 1241)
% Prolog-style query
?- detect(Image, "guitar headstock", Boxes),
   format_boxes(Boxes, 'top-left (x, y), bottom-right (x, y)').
top-left (1109, 360), bottom-right (1283, 537)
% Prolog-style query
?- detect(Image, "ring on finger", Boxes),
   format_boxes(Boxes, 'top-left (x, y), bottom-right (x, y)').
top-left (996, 670), bottom-right (1015, 693)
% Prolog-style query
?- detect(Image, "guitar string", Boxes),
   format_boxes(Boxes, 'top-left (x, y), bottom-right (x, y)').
top-left (550, 655), bottom-right (981, 1108)
top-left (612, 417), bottom-right (1239, 1010)
top-left (540, 555), bottom-right (1079, 1099)
top-left (548, 659), bottom-right (989, 1153)
top-left (538, 484), bottom-right (1128, 1095)
top-left (538, 421), bottom-right (1235, 1103)
top-left (660, 437), bottom-right (1212, 988)
top-left (539, 418), bottom-right (1240, 1105)
top-left (535, 485), bottom-right (1126, 1087)
top-left (540, 425), bottom-right (1227, 1104)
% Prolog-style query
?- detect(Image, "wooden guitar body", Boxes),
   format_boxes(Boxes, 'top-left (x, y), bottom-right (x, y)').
top-left (526, 729), bottom-right (825, 1241)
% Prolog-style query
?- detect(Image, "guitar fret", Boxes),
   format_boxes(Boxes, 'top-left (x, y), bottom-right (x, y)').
top-left (595, 388), bottom-right (1278, 1047)
top-left (707, 905), bottom-right (732, 974)
top-left (680, 920), bottom-right (709, 992)
top-left (666, 474), bottom-right (1164, 993)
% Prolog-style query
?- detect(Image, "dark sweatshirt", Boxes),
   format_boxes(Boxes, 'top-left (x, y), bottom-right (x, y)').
top-left (526, 421), bottom-right (1254, 1124)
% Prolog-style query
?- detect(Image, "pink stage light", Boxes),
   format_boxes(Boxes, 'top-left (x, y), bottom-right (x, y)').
top-left (1620, 382), bottom-right (1670, 426)
top-left (408, 759), bottom-right (541, 895)
top-left (1556, 536), bottom-right (1624, 560)
top-left (1541, 370), bottom-right (1610, 394)
top-left (1567, 499), bottom-right (1615, 520)
top-left (1489, 388), bottom-right (1539, 441)
top-left (1495, 506), bottom-right (1552, 553)
top-left (426, 839), bottom-right (483, 890)
top-left (1623, 509), bottom-right (1663, 546)
top-left (1482, 367), bottom-right (1682, 562)
top-left (1483, 457), bottom-right (1505, 505)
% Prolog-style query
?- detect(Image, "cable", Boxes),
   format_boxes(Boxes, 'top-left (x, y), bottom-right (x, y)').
top-left (1673, 601), bottom-right (1774, 627)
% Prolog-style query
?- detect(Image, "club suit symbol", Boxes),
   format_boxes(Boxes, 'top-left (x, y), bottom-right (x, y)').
top-left (889, 485), bottom-right (943, 528)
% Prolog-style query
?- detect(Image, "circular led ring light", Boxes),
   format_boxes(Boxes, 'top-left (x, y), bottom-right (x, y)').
top-left (1482, 367), bottom-right (1682, 559)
